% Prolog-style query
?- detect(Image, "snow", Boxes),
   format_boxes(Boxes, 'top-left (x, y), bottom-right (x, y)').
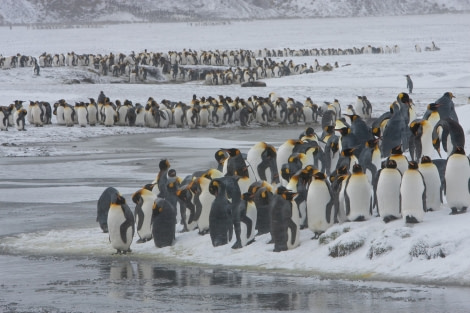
top-left (1, 14), bottom-right (470, 286)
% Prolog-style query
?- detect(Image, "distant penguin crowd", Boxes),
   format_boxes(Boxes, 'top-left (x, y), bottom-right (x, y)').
top-left (0, 43), bottom-right (399, 84)
top-left (96, 90), bottom-right (470, 254)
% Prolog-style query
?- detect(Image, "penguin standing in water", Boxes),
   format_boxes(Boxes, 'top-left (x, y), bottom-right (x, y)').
top-left (208, 179), bottom-right (233, 247)
top-left (151, 198), bottom-right (177, 248)
top-left (306, 172), bottom-right (336, 239)
top-left (374, 159), bottom-right (402, 223)
top-left (445, 146), bottom-right (470, 215)
top-left (344, 163), bottom-right (372, 222)
top-left (132, 183), bottom-right (157, 243)
top-left (107, 193), bottom-right (135, 254)
top-left (418, 156), bottom-right (442, 212)
top-left (270, 186), bottom-right (300, 252)
top-left (400, 161), bottom-right (426, 223)
top-left (96, 187), bottom-right (120, 233)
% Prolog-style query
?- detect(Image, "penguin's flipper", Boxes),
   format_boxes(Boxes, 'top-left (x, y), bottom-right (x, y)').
top-left (134, 199), bottom-right (145, 231)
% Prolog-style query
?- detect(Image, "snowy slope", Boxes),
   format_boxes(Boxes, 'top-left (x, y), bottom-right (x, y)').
top-left (1, 0), bottom-right (470, 24)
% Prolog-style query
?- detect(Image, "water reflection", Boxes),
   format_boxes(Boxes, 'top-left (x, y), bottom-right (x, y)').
top-left (98, 258), bottom-right (470, 313)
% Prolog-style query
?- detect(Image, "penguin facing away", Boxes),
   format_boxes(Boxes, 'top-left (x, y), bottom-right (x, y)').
top-left (107, 193), bottom-right (135, 254)
top-left (151, 198), bottom-right (177, 248)
top-left (208, 179), bottom-right (234, 247)
top-left (270, 186), bottom-right (300, 252)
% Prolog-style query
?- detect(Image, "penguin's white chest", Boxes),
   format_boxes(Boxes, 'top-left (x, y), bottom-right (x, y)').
top-left (376, 169), bottom-right (402, 218)
top-left (345, 174), bottom-right (372, 221)
top-left (419, 164), bottom-right (442, 211)
top-left (445, 155), bottom-right (470, 209)
top-left (107, 206), bottom-right (132, 250)
top-left (400, 170), bottom-right (425, 222)
top-left (307, 181), bottom-right (333, 232)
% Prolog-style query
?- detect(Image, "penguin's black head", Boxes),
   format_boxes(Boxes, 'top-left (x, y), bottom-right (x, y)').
top-left (352, 163), bottom-right (363, 174)
top-left (398, 92), bottom-right (410, 104)
top-left (208, 179), bottom-right (220, 196)
top-left (305, 127), bottom-right (315, 136)
top-left (421, 156), bottom-right (432, 164)
top-left (225, 148), bottom-right (240, 157)
top-left (168, 169), bottom-right (177, 178)
top-left (453, 146), bottom-right (466, 155)
top-left (143, 183), bottom-right (155, 191)
top-left (385, 159), bottom-right (397, 169)
top-left (337, 165), bottom-right (349, 176)
top-left (391, 145), bottom-right (403, 155)
top-left (444, 92), bottom-right (455, 99)
top-left (159, 159), bottom-right (170, 171)
top-left (114, 193), bottom-right (126, 205)
top-left (214, 149), bottom-right (227, 164)
top-left (408, 161), bottom-right (419, 170)
top-left (427, 103), bottom-right (440, 111)
top-left (281, 165), bottom-right (291, 182)
top-left (341, 148), bottom-right (355, 157)
top-left (314, 172), bottom-right (326, 180)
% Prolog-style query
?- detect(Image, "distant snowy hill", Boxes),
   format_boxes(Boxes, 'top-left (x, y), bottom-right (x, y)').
top-left (1, 0), bottom-right (470, 25)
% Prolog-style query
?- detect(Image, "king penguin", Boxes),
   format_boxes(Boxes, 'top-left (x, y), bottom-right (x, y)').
top-left (418, 156), bottom-right (442, 211)
top-left (270, 186), bottom-right (300, 252)
top-left (306, 172), bottom-right (336, 238)
top-left (96, 187), bottom-right (120, 233)
top-left (374, 159), bottom-right (402, 223)
top-left (246, 142), bottom-right (279, 186)
top-left (445, 146), bottom-right (470, 215)
top-left (400, 161), bottom-right (426, 223)
top-left (132, 183), bottom-right (157, 243)
top-left (208, 179), bottom-right (234, 247)
top-left (344, 163), bottom-right (372, 221)
top-left (107, 192), bottom-right (135, 254)
top-left (151, 198), bottom-right (177, 248)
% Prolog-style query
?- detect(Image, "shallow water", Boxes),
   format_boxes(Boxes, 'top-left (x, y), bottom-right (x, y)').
top-left (2, 254), bottom-right (469, 313)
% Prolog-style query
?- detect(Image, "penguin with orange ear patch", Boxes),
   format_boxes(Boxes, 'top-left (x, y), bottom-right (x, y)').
top-left (270, 186), bottom-right (300, 252)
top-left (208, 179), bottom-right (233, 247)
top-left (151, 198), bottom-right (177, 248)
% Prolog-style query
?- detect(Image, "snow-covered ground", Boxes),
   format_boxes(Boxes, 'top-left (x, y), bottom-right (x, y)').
top-left (1, 14), bottom-right (470, 287)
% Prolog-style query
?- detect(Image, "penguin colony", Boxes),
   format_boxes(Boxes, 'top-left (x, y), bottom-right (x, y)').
top-left (97, 90), bottom-right (469, 254)
top-left (0, 43), bottom-right (398, 84)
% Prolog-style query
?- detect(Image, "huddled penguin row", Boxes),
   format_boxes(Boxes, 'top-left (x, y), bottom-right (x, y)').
top-left (97, 91), bottom-right (469, 254)
top-left (1, 91), bottom-right (343, 130)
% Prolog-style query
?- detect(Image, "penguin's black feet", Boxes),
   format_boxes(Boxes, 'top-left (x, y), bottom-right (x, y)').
top-left (405, 215), bottom-right (419, 223)
top-left (450, 207), bottom-right (467, 215)
top-left (137, 237), bottom-right (151, 243)
top-left (383, 215), bottom-right (398, 223)
top-left (311, 232), bottom-right (322, 240)
top-left (231, 241), bottom-right (242, 249)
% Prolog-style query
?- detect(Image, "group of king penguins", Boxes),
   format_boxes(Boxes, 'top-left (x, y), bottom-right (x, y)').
top-left (97, 90), bottom-right (469, 254)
